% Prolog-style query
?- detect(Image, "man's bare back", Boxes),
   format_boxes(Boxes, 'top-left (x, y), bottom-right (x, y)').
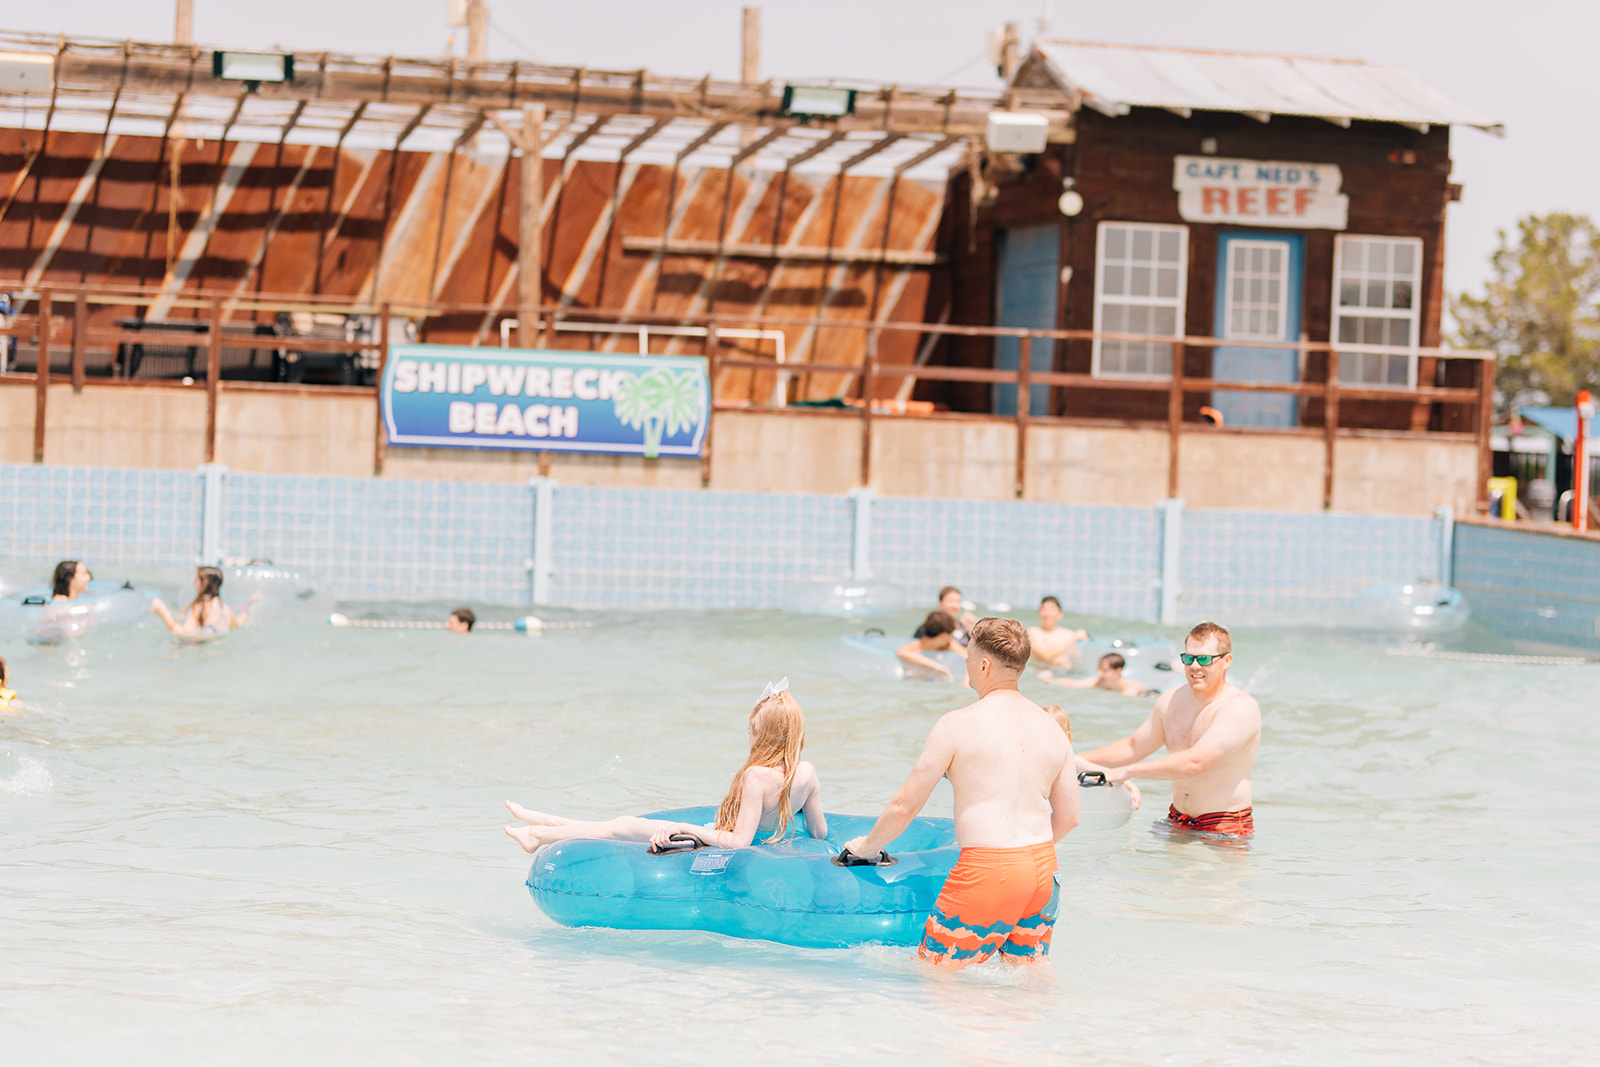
top-left (1079, 623), bottom-right (1259, 822)
top-left (936, 689), bottom-right (1075, 847)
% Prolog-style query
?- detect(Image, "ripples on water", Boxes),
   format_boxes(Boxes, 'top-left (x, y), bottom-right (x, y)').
top-left (1, 589), bottom-right (1597, 1064)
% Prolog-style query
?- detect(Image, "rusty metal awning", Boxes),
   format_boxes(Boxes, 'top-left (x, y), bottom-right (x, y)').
top-left (0, 30), bottom-right (1079, 178)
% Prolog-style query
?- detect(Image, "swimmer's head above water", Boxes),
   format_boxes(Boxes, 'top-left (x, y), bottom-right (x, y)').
top-left (446, 607), bottom-right (476, 633)
top-left (965, 616), bottom-right (1031, 688)
top-left (52, 560), bottom-right (90, 600)
top-left (713, 680), bottom-right (806, 840)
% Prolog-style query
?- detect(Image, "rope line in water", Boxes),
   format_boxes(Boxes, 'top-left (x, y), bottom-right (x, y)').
top-left (1386, 646), bottom-right (1599, 666)
top-left (327, 614), bottom-right (593, 631)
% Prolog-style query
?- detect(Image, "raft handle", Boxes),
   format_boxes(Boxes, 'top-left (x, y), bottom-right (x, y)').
top-left (647, 832), bottom-right (708, 856)
top-left (1077, 771), bottom-right (1110, 787)
top-left (21, 595), bottom-right (47, 605)
top-left (833, 846), bottom-right (896, 868)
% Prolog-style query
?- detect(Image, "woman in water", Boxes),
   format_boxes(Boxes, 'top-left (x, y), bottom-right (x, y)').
top-left (150, 566), bottom-right (252, 639)
top-left (504, 680), bottom-right (827, 853)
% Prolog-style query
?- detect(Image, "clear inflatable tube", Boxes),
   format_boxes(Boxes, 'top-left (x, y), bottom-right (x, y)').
top-left (1359, 581), bottom-right (1470, 635)
top-left (1074, 634), bottom-right (1183, 692)
top-left (527, 781), bottom-right (1136, 947)
top-left (222, 560), bottom-right (320, 623)
top-left (780, 579), bottom-right (908, 616)
top-left (0, 579), bottom-right (155, 644)
top-left (828, 632), bottom-right (966, 682)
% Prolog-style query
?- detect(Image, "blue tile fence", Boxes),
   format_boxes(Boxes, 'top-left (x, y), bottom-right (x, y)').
top-left (1453, 523), bottom-right (1600, 654)
top-left (13, 463), bottom-right (1592, 653)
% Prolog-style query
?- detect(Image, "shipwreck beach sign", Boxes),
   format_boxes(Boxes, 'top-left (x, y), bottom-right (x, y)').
top-left (1173, 156), bottom-right (1348, 230)
top-left (382, 344), bottom-right (710, 457)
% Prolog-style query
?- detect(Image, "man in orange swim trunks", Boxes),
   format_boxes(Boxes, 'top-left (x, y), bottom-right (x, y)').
top-left (1079, 621), bottom-right (1260, 837)
top-left (843, 618), bottom-right (1080, 968)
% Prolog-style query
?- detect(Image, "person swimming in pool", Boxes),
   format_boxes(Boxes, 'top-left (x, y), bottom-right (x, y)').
top-left (1039, 652), bottom-right (1156, 697)
top-left (898, 611), bottom-right (967, 683)
top-left (843, 618), bottom-right (1079, 969)
top-left (916, 586), bottom-right (976, 647)
top-left (51, 560), bottom-right (91, 601)
top-left (150, 566), bottom-right (254, 639)
top-left (445, 607), bottom-right (476, 634)
top-left (504, 679), bottom-right (828, 853)
top-left (1078, 621), bottom-right (1259, 837)
top-left (1041, 703), bottom-right (1141, 809)
top-left (0, 656), bottom-right (15, 714)
top-left (1028, 596), bottom-right (1089, 669)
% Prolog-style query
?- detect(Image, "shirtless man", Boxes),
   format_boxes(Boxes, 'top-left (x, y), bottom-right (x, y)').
top-left (844, 617), bottom-right (1079, 968)
top-left (1028, 596), bottom-right (1088, 669)
top-left (1039, 652), bottom-right (1155, 697)
top-left (1078, 621), bottom-right (1260, 836)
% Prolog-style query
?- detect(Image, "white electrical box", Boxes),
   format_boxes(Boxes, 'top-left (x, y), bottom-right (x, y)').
top-left (0, 53), bottom-right (54, 94)
top-left (985, 111), bottom-right (1050, 155)
top-left (446, 0), bottom-right (470, 29)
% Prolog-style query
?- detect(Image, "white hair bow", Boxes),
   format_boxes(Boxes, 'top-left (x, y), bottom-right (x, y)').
top-left (759, 676), bottom-right (790, 702)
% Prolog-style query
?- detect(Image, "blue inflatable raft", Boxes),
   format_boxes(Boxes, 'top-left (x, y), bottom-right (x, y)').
top-left (525, 781), bottom-right (1133, 948)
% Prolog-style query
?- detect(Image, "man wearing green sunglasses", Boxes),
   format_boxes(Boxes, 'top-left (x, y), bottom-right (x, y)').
top-left (1077, 621), bottom-right (1260, 836)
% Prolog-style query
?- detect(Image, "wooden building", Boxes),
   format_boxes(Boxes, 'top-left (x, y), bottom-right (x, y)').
top-left (926, 41), bottom-right (1500, 434)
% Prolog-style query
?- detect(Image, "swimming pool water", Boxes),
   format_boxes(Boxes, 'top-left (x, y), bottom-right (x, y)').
top-left (1, 589), bottom-right (1596, 1065)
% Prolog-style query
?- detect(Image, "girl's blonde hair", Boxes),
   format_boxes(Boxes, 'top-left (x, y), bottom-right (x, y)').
top-left (713, 690), bottom-right (805, 840)
top-left (1042, 703), bottom-right (1071, 740)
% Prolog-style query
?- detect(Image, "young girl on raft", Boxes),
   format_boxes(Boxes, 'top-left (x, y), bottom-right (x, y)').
top-left (505, 679), bottom-right (828, 853)
top-left (150, 566), bottom-right (254, 640)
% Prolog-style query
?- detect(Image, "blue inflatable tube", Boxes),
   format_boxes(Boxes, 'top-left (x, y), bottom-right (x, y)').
top-left (525, 782), bottom-right (1134, 948)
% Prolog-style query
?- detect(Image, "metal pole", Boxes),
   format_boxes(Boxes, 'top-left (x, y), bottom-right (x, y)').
top-left (517, 103), bottom-right (545, 350)
top-left (1167, 339), bottom-right (1184, 499)
top-left (1575, 389), bottom-right (1594, 532)
top-left (33, 289), bottom-right (50, 463)
top-left (701, 322), bottom-right (717, 488)
top-left (1323, 348), bottom-right (1340, 510)
top-left (1015, 334), bottom-right (1031, 499)
top-left (205, 297), bottom-right (222, 463)
top-left (374, 304), bottom-right (390, 475)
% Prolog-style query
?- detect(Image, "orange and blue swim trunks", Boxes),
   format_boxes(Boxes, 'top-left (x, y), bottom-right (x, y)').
top-left (917, 841), bottom-right (1060, 969)
top-left (1166, 804), bottom-right (1254, 836)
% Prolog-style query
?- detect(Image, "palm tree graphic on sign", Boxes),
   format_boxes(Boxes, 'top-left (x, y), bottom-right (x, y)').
top-left (611, 367), bottom-right (704, 458)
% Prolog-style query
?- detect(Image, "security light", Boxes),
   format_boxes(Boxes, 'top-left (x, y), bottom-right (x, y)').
top-left (212, 51), bottom-right (293, 92)
top-left (781, 85), bottom-right (856, 118)
top-left (985, 111), bottom-right (1048, 154)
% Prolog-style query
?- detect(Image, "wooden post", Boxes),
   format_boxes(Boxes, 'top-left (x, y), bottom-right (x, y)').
top-left (742, 7), bottom-right (761, 85)
top-left (1166, 340), bottom-right (1184, 498)
top-left (701, 322), bottom-right (718, 487)
top-left (175, 0), bottom-right (193, 44)
top-left (467, 0), bottom-right (488, 62)
top-left (72, 291), bottom-right (87, 392)
top-left (1477, 356), bottom-right (1496, 513)
top-left (860, 328), bottom-right (878, 489)
top-left (204, 298), bottom-right (222, 463)
top-left (33, 289), bottom-right (50, 464)
top-left (1015, 334), bottom-right (1031, 499)
top-left (517, 104), bottom-right (545, 350)
top-left (1323, 349), bottom-right (1340, 510)
top-left (374, 305), bottom-right (390, 475)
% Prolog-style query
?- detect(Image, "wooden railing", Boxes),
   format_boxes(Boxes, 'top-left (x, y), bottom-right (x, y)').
top-left (0, 282), bottom-right (1495, 507)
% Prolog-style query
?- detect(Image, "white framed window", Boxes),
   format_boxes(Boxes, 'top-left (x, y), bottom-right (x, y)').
top-left (1223, 240), bottom-right (1290, 341)
top-left (1332, 235), bottom-right (1423, 388)
top-left (1093, 222), bottom-right (1188, 379)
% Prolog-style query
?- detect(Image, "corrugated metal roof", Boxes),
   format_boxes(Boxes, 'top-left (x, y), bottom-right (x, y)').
top-left (1031, 41), bottom-right (1502, 134)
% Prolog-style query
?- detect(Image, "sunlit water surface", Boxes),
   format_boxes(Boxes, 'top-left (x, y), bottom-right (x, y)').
top-left (2, 589), bottom-right (1596, 1065)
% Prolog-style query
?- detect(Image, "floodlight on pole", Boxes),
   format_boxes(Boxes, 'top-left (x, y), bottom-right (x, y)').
top-left (781, 85), bottom-right (856, 119)
top-left (212, 51), bottom-right (294, 93)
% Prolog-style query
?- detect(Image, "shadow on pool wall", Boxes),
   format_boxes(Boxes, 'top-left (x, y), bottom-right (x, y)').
top-left (1, 460), bottom-right (1595, 652)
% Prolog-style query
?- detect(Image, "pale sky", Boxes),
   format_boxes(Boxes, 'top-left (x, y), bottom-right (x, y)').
top-left (5, 0), bottom-right (1578, 315)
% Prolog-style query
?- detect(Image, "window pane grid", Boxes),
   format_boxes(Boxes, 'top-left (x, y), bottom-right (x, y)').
top-left (1333, 235), bottom-right (1422, 389)
top-left (1095, 222), bottom-right (1187, 379)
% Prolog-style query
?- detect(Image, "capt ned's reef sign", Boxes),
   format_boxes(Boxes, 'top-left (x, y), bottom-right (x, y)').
top-left (381, 345), bottom-right (710, 458)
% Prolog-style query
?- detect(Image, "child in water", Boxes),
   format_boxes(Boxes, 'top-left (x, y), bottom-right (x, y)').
top-left (504, 679), bottom-right (828, 852)
top-left (0, 657), bottom-right (15, 714)
top-left (151, 566), bottom-right (253, 639)
top-left (1042, 702), bottom-right (1141, 809)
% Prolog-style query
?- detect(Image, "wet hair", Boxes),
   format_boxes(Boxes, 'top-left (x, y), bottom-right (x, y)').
top-left (0, 656), bottom-right (7, 686)
top-left (1042, 702), bottom-right (1071, 739)
top-left (937, 586), bottom-right (961, 603)
top-left (1187, 620), bottom-right (1232, 655)
top-left (1040, 595), bottom-right (1061, 610)
top-left (970, 617), bottom-right (1030, 672)
top-left (52, 560), bottom-right (81, 597)
top-left (714, 690), bottom-right (805, 840)
top-left (919, 610), bottom-right (957, 638)
top-left (187, 566), bottom-right (224, 620)
top-left (450, 607), bottom-right (477, 631)
top-left (1099, 652), bottom-right (1126, 672)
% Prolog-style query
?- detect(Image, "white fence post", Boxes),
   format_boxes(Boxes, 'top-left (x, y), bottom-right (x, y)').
top-left (1159, 497), bottom-right (1184, 626)
top-left (198, 463), bottom-right (228, 564)
top-left (530, 476), bottom-right (557, 605)
top-left (848, 487), bottom-right (875, 580)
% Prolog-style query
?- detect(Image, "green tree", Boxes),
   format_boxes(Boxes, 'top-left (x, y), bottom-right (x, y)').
top-left (1452, 212), bottom-right (1600, 413)
top-left (612, 368), bottom-right (704, 458)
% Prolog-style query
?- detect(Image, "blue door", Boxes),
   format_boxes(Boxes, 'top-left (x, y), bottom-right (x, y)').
top-left (1211, 233), bottom-right (1303, 427)
top-left (994, 225), bottom-right (1058, 416)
